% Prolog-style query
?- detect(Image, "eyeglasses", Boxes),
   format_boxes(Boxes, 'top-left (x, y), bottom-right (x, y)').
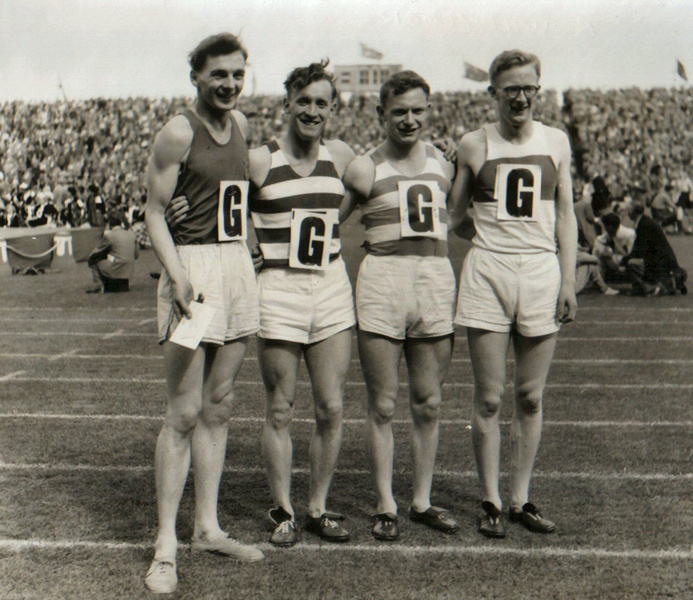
top-left (496, 85), bottom-right (541, 100)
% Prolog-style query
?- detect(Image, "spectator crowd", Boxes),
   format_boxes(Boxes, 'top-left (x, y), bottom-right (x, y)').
top-left (1, 86), bottom-right (691, 249)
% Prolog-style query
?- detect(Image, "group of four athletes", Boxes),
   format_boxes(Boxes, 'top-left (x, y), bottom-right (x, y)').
top-left (143, 32), bottom-right (578, 594)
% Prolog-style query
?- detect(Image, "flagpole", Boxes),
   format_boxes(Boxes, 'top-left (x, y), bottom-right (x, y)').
top-left (58, 78), bottom-right (68, 102)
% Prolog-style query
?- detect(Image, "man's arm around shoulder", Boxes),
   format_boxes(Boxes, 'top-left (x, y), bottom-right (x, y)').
top-left (447, 130), bottom-right (484, 234)
top-left (341, 153), bottom-right (375, 224)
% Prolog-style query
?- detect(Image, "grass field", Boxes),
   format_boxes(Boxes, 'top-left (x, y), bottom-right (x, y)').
top-left (0, 221), bottom-right (691, 600)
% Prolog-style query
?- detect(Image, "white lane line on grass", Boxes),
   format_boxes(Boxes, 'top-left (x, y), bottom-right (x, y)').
top-left (0, 332), bottom-right (152, 338)
top-left (0, 538), bottom-right (689, 560)
top-left (5, 352), bottom-right (693, 367)
top-left (0, 317), bottom-right (144, 323)
top-left (0, 370), bottom-right (26, 382)
top-left (5, 375), bottom-right (693, 391)
top-left (103, 329), bottom-right (125, 340)
top-left (48, 348), bottom-right (80, 362)
top-left (0, 307), bottom-right (155, 312)
top-left (1, 414), bottom-right (691, 429)
top-left (1, 462), bottom-right (689, 482)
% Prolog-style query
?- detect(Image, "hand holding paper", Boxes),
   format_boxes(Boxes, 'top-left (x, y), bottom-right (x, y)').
top-left (169, 301), bottom-right (216, 350)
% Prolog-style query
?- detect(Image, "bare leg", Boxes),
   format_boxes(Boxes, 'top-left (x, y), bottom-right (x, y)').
top-left (509, 332), bottom-right (557, 510)
top-left (192, 339), bottom-right (248, 540)
top-left (153, 343), bottom-right (205, 560)
top-left (466, 328), bottom-right (510, 510)
top-left (259, 338), bottom-right (302, 517)
top-left (358, 331), bottom-right (403, 516)
top-left (304, 328), bottom-right (353, 516)
top-left (404, 335), bottom-right (453, 512)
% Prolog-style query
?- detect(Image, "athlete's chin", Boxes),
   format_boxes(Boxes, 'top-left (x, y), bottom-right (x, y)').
top-left (297, 122), bottom-right (324, 139)
top-left (395, 131), bottom-right (421, 145)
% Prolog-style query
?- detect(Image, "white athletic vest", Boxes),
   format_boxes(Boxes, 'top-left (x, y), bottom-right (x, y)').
top-left (471, 122), bottom-right (560, 254)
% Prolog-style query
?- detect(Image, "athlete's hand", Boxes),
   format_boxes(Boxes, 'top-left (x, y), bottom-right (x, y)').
top-left (556, 285), bottom-right (577, 324)
top-left (171, 276), bottom-right (195, 321)
top-left (432, 137), bottom-right (457, 163)
top-left (165, 196), bottom-right (190, 228)
top-left (251, 245), bottom-right (264, 272)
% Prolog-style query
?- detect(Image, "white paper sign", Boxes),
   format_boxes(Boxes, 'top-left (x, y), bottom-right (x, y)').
top-left (170, 301), bottom-right (216, 350)
top-left (288, 209), bottom-right (336, 270)
top-left (494, 163), bottom-right (542, 222)
top-left (218, 180), bottom-right (249, 241)
top-left (398, 180), bottom-right (443, 238)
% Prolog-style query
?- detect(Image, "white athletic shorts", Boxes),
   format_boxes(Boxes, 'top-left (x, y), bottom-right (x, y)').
top-left (356, 254), bottom-right (456, 340)
top-left (257, 258), bottom-right (355, 344)
top-left (157, 242), bottom-right (260, 345)
top-left (455, 246), bottom-right (561, 337)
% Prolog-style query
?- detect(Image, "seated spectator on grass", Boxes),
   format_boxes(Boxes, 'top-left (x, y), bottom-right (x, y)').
top-left (593, 212), bottom-right (636, 284)
top-left (574, 176), bottom-right (613, 249)
top-left (575, 245), bottom-right (619, 295)
top-left (648, 165), bottom-right (692, 234)
top-left (620, 202), bottom-right (687, 296)
top-left (85, 209), bottom-right (138, 293)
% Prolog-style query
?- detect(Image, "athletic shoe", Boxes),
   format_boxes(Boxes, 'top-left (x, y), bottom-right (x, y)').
top-left (509, 502), bottom-right (557, 534)
top-left (603, 287), bottom-right (620, 296)
top-left (304, 512), bottom-right (350, 542)
top-left (144, 558), bottom-right (177, 594)
top-left (478, 501), bottom-right (506, 538)
top-left (190, 534), bottom-right (264, 561)
top-left (409, 506), bottom-right (460, 534)
top-left (372, 513), bottom-right (400, 541)
top-left (269, 506), bottom-right (299, 547)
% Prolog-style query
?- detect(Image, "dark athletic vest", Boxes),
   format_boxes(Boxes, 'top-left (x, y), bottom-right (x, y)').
top-left (170, 109), bottom-right (248, 245)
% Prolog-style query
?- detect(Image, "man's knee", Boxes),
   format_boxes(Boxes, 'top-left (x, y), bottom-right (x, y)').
top-left (315, 395), bottom-right (343, 429)
top-left (265, 392), bottom-right (295, 430)
top-left (202, 383), bottom-right (235, 424)
top-left (367, 389), bottom-right (398, 425)
top-left (515, 384), bottom-right (543, 416)
top-left (165, 397), bottom-right (201, 435)
top-left (474, 382), bottom-right (504, 418)
top-left (411, 391), bottom-right (442, 425)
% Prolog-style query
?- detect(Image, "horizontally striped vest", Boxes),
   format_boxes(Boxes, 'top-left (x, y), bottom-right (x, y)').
top-left (249, 140), bottom-right (345, 268)
top-left (471, 122), bottom-right (560, 254)
top-left (361, 143), bottom-right (450, 257)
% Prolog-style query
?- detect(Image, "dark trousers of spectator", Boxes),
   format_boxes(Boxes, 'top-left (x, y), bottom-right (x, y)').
top-left (89, 264), bottom-right (129, 293)
top-left (625, 259), bottom-right (687, 295)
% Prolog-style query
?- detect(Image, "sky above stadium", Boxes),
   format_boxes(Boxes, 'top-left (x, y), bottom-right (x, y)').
top-left (1, 0), bottom-right (691, 101)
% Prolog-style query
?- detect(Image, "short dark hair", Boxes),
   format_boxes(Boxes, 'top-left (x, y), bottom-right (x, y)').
top-left (284, 59), bottom-right (337, 99)
top-left (379, 70), bottom-right (430, 108)
top-left (489, 50), bottom-right (541, 86)
top-left (189, 33), bottom-right (248, 73)
top-left (107, 209), bottom-right (125, 228)
top-left (601, 212), bottom-right (621, 231)
top-left (650, 164), bottom-right (663, 177)
top-left (629, 201), bottom-right (645, 220)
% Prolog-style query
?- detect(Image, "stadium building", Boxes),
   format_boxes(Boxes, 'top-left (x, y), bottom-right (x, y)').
top-left (334, 64), bottom-right (402, 94)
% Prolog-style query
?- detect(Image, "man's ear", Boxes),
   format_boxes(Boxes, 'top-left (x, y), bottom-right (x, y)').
top-left (487, 86), bottom-right (496, 98)
top-left (190, 70), bottom-right (198, 88)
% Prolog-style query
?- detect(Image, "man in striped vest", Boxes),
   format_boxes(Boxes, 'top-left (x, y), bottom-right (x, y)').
top-left (248, 61), bottom-right (357, 547)
top-left (342, 71), bottom-right (460, 542)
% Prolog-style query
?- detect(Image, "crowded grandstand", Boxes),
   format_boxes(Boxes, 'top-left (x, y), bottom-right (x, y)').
top-left (2, 86), bottom-right (692, 231)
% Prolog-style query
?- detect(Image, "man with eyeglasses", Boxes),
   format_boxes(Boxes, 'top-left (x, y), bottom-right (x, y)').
top-left (448, 50), bottom-right (577, 538)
